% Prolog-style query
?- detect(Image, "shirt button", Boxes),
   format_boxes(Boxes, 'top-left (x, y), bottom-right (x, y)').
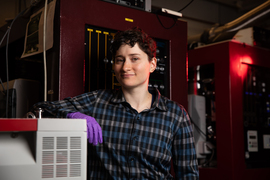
top-left (133, 136), bottom-right (137, 141)
top-left (137, 116), bottom-right (140, 120)
top-left (130, 158), bottom-right (134, 162)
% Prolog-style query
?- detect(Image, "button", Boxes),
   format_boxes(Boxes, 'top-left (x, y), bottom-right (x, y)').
top-left (133, 136), bottom-right (137, 141)
top-left (130, 158), bottom-right (134, 162)
top-left (103, 58), bottom-right (109, 63)
top-left (160, 84), bottom-right (165, 89)
top-left (159, 67), bottom-right (165, 71)
top-left (137, 116), bottom-right (140, 120)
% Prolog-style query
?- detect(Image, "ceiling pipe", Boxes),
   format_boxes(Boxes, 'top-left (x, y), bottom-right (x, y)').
top-left (188, 0), bottom-right (270, 45)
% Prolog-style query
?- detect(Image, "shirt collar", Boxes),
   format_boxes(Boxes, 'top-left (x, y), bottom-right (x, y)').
top-left (110, 88), bottom-right (168, 112)
top-left (150, 88), bottom-right (167, 112)
top-left (110, 89), bottom-right (126, 103)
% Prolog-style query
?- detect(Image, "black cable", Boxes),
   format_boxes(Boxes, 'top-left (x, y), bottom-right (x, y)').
top-left (0, 29), bottom-right (10, 47)
top-left (0, 78), bottom-right (5, 95)
top-left (178, 0), bottom-right (194, 12)
top-left (156, 14), bottom-right (178, 29)
top-left (156, 0), bottom-right (195, 29)
top-left (5, 9), bottom-right (26, 118)
top-left (202, 146), bottom-right (215, 167)
top-left (187, 111), bottom-right (207, 138)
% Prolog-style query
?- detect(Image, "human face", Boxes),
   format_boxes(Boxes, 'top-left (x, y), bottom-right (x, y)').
top-left (114, 43), bottom-right (156, 90)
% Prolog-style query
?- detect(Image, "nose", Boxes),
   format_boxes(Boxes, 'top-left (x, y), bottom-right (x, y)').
top-left (122, 60), bottom-right (131, 71)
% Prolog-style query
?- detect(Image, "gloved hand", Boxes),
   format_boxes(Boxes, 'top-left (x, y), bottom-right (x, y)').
top-left (67, 112), bottom-right (103, 145)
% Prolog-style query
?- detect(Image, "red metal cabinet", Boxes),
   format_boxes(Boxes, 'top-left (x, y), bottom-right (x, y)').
top-left (57, 0), bottom-right (188, 108)
top-left (189, 41), bottom-right (270, 180)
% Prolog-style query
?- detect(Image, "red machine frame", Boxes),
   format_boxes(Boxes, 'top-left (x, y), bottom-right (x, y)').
top-left (57, 0), bottom-right (188, 108)
top-left (189, 40), bottom-right (270, 180)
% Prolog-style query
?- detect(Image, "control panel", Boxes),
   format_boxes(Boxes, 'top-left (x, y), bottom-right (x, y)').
top-left (100, 0), bottom-right (151, 12)
top-left (247, 130), bottom-right (258, 152)
top-left (243, 65), bottom-right (270, 168)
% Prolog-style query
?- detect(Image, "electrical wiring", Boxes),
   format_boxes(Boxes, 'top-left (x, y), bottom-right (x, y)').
top-left (4, 9), bottom-right (27, 118)
top-left (188, 112), bottom-right (216, 167)
top-left (0, 30), bottom-right (10, 47)
top-left (1, 0), bottom-right (43, 117)
top-left (43, 0), bottom-right (48, 101)
top-left (156, 0), bottom-right (195, 29)
top-left (178, 0), bottom-right (194, 12)
top-left (202, 145), bottom-right (215, 167)
top-left (155, 14), bottom-right (178, 29)
top-left (187, 112), bottom-right (207, 138)
top-left (0, 78), bottom-right (5, 95)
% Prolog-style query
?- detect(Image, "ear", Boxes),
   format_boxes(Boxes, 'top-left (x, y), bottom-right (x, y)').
top-left (150, 57), bottom-right (157, 73)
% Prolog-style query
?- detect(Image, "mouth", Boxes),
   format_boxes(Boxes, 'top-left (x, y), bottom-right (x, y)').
top-left (121, 73), bottom-right (135, 78)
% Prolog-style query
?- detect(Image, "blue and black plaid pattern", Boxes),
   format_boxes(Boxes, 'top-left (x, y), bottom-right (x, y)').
top-left (32, 88), bottom-right (199, 180)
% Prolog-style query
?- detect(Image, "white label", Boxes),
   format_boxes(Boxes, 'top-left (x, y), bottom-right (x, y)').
top-left (247, 130), bottom-right (258, 152)
top-left (263, 135), bottom-right (270, 149)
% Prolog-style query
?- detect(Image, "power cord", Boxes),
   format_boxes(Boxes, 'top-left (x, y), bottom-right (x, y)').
top-left (187, 111), bottom-right (216, 167)
top-left (4, 9), bottom-right (27, 118)
top-left (0, 78), bottom-right (5, 96)
top-left (202, 143), bottom-right (215, 167)
top-left (187, 111), bottom-right (207, 138)
top-left (0, 0), bottom-right (44, 117)
top-left (155, 0), bottom-right (195, 29)
top-left (155, 14), bottom-right (178, 29)
top-left (43, 0), bottom-right (48, 101)
top-left (178, 0), bottom-right (194, 12)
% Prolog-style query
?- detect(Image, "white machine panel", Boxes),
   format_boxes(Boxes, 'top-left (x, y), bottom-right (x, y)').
top-left (0, 118), bottom-right (87, 180)
top-left (188, 94), bottom-right (208, 158)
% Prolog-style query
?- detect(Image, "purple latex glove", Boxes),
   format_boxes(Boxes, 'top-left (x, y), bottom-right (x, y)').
top-left (67, 112), bottom-right (103, 145)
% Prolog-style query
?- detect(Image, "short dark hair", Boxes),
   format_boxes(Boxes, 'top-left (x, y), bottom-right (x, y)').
top-left (110, 27), bottom-right (156, 61)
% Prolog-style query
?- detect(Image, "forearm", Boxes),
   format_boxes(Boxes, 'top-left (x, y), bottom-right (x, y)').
top-left (30, 98), bottom-right (79, 118)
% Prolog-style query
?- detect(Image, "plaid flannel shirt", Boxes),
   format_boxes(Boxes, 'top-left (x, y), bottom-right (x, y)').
top-left (31, 88), bottom-right (199, 180)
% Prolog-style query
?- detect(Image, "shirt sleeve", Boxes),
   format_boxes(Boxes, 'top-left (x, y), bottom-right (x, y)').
top-left (172, 107), bottom-right (199, 180)
top-left (29, 90), bottom-right (98, 118)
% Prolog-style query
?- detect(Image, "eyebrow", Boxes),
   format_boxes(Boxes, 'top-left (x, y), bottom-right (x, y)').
top-left (115, 53), bottom-right (141, 57)
top-left (129, 53), bottom-right (141, 56)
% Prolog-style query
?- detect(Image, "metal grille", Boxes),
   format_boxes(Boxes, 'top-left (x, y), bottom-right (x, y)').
top-left (41, 136), bottom-right (82, 178)
top-left (42, 165), bottom-right (54, 178)
top-left (42, 151), bottom-right (54, 164)
top-left (70, 164), bottom-right (81, 177)
top-left (42, 137), bottom-right (54, 149)
top-left (70, 150), bottom-right (81, 163)
top-left (57, 137), bottom-right (68, 149)
top-left (70, 137), bottom-right (81, 149)
top-left (56, 165), bottom-right (68, 177)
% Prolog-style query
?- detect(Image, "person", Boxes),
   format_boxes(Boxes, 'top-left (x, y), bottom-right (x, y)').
top-left (30, 27), bottom-right (199, 179)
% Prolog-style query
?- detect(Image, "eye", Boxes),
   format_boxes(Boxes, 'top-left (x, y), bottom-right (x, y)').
top-left (131, 57), bottom-right (139, 61)
top-left (115, 58), bottom-right (124, 64)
